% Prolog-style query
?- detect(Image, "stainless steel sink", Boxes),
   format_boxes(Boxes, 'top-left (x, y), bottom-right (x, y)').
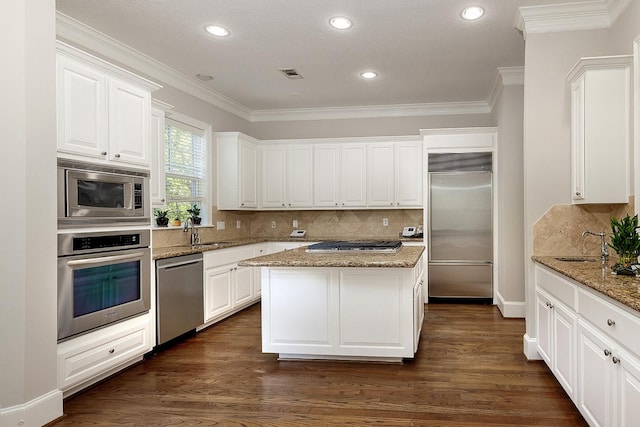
top-left (554, 257), bottom-right (597, 262)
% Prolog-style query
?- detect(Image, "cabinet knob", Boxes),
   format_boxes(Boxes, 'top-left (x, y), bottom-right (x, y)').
top-left (575, 192), bottom-right (581, 196)
top-left (161, 198), bottom-right (165, 203)
top-left (604, 349), bottom-right (611, 357)
top-left (607, 318), bottom-right (616, 327)
top-left (108, 348), bottom-right (115, 354)
top-left (114, 153), bottom-right (121, 158)
top-left (241, 203), bottom-right (245, 206)
top-left (335, 203), bottom-right (338, 206)
top-left (101, 151), bottom-right (107, 156)
top-left (612, 356), bottom-right (621, 364)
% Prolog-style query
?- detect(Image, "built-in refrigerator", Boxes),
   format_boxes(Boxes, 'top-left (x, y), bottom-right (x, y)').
top-left (427, 152), bottom-right (493, 303)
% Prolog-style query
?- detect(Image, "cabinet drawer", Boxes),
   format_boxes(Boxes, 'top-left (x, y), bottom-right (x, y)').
top-left (535, 265), bottom-right (578, 310)
top-left (578, 287), bottom-right (640, 355)
top-left (58, 316), bottom-right (149, 389)
top-left (204, 245), bottom-right (256, 268)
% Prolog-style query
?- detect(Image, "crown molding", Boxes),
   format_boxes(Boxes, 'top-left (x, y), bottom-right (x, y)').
top-left (487, 67), bottom-right (524, 110)
top-left (249, 101), bottom-right (491, 122)
top-left (515, 0), bottom-right (631, 39)
top-left (56, 12), bottom-right (253, 121)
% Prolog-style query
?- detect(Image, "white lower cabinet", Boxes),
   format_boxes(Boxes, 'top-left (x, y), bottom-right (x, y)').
top-left (57, 314), bottom-right (151, 396)
top-left (535, 264), bottom-right (640, 427)
top-left (203, 245), bottom-right (261, 325)
top-left (536, 287), bottom-right (577, 399)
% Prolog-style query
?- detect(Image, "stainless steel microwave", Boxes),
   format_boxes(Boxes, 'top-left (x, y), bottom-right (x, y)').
top-left (57, 159), bottom-right (150, 227)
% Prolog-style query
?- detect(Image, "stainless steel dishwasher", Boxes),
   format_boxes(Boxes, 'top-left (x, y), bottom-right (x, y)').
top-left (156, 253), bottom-right (204, 345)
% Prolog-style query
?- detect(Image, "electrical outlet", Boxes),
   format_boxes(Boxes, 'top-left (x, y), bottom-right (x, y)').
top-left (236, 220), bottom-right (241, 229)
top-left (271, 221), bottom-right (276, 229)
top-left (293, 219), bottom-right (298, 228)
top-left (383, 218), bottom-right (389, 227)
top-left (217, 221), bottom-right (225, 230)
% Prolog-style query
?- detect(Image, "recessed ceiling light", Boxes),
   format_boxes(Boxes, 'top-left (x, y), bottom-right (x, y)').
top-left (204, 25), bottom-right (230, 37)
top-left (360, 71), bottom-right (377, 79)
top-left (329, 16), bottom-right (353, 30)
top-left (196, 74), bottom-right (214, 81)
top-left (461, 6), bottom-right (485, 21)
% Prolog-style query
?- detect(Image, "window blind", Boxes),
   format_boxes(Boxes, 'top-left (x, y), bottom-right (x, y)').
top-left (164, 118), bottom-right (207, 221)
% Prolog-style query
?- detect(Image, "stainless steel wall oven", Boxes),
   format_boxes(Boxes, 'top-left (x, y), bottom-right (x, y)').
top-left (57, 229), bottom-right (151, 341)
top-left (57, 159), bottom-right (150, 228)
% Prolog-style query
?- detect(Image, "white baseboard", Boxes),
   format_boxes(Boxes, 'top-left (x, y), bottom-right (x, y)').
top-left (0, 389), bottom-right (63, 427)
top-left (523, 333), bottom-right (541, 360)
top-left (495, 292), bottom-right (526, 318)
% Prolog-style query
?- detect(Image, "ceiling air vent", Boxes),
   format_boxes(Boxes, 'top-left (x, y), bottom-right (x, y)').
top-left (279, 68), bottom-right (303, 79)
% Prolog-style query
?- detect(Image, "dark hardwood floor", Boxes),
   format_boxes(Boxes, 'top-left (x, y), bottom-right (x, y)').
top-left (51, 303), bottom-right (587, 426)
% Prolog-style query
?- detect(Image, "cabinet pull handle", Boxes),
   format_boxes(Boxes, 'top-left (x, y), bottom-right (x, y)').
top-left (108, 348), bottom-right (115, 354)
top-left (114, 153), bottom-right (121, 158)
top-left (101, 151), bottom-right (107, 156)
top-left (607, 319), bottom-right (616, 327)
top-left (604, 349), bottom-right (611, 357)
top-left (612, 356), bottom-right (621, 364)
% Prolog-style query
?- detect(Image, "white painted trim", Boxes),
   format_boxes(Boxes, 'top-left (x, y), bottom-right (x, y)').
top-left (496, 291), bottom-right (526, 318)
top-left (56, 12), bottom-right (253, 121)
top-left (523, 333), bottom-right (542, 360)
top-left (249, 101), bottom-right (491, 122)
top-left (634, 36), bottom-right (640, 217)
top-left (566, 54), bottom-right (633, 81)
top-left (0, 390), bottom-right (63, 427)
top-left (260, 134), bottom-right (422, 145)
top-left (420, 127), bottom-right (498, 137)
top-left (514, 0), bottom-right (631, 39)
top-left (488, 67), bottom-right (524, 110)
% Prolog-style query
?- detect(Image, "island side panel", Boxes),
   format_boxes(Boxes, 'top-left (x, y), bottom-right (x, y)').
top-left (261, 265), bottom-right (418, 360)
top-left (338, 269), bottom-right (412, 353)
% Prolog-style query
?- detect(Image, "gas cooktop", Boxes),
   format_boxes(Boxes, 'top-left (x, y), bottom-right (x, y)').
top-left (305, 240), bottom-right (403, 253)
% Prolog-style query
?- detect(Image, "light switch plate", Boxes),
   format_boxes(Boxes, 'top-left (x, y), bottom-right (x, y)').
top-left (217, 221), bottom-right (225, 230)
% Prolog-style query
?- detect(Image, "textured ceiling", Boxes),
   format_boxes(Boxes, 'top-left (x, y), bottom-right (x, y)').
top-left (56, 0), bottom-right (586, 112)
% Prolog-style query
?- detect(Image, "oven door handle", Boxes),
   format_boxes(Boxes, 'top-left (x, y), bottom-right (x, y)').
top-left (66, 251), bottom-right (146, 267)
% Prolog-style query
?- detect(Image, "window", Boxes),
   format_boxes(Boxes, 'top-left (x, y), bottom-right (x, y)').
top-left (164, 117), bottom-right (208, 223)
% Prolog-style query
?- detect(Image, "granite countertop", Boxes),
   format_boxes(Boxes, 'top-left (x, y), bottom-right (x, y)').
top-left (239, 245), bottom-right (425, 268)
top-left (152, 237), bottom-right (424, 260)
top-left (533, 256), bottom-right (640, 312)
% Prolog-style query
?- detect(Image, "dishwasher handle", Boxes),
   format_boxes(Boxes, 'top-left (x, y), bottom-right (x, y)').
top-left (157, 258), bottom-right (203, 271)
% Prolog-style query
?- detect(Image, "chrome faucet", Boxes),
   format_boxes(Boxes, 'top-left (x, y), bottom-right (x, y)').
top-left (582, 230), bottom-right (609, 262)
top-left (183, 217), bottom-right (200, 246)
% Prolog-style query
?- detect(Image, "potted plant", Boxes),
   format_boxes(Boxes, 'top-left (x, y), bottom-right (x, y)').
top-left (170, 216), bottom-right (182, 227)
top-left (154, 209), bottom-right (169, 227)
top-left (608, 213), bottom-right (640, 275)
top-left (186, 203), bottom-right (202, 225)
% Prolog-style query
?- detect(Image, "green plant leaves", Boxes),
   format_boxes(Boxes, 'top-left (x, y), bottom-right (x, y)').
top-left (608, 213), bottom-right (640, 258)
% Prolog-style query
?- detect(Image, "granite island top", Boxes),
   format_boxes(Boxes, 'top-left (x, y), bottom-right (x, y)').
top-left (239, 245), bottom-right (425, 268)
top-left (533, 256), bottom-right (640, 313)
top-left (152, 236), bottom-right (424, 261)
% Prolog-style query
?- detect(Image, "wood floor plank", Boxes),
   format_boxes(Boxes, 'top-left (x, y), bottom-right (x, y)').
top-left (50, 303), bottom-right (587, 426)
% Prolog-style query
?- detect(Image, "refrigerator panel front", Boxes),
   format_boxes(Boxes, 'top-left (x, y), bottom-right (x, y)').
top-left (428, 263), bottom-right (492, 298)
top-left (429, 172), bottom-right (492, 262)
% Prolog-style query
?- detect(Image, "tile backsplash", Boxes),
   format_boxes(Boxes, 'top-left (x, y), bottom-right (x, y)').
top-left (152, 207), bottom-right (424, 247)
top-left (533, 197), bottom-right (634, 257)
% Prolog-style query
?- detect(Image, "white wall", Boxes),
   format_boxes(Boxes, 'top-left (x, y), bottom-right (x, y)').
top-left (493, 82), bottom-right (526, 315)
top-left (522, 17), bottom-right (637, 353)
top-left (1, 0), bottom-right (62, 425)
top-left (250, 113), bottom-right (494, 139)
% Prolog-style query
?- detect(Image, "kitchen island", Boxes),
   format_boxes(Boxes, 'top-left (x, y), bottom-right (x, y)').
top-left (239, 244), bottom-right (425, 362)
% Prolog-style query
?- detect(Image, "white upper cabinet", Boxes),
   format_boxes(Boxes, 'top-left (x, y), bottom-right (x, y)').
top-left (56, 42), bottom-right (160, 167)
top-left (367, 143), bottom-right (395, 207)
top-left (261, 145), bottom-right (287, 208)
top-left (395, 141), bottom-right (423, 207)
top-left (217, 132), bottom-right (259, 210)
top-left (567, 55), bottom-right (632, 204)
top-left (286, 145), bottom-right (313, 208)
top-left (313, 144), bottom-right (340, 208)
top-left (340, 144), bottom-right (367, 207)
